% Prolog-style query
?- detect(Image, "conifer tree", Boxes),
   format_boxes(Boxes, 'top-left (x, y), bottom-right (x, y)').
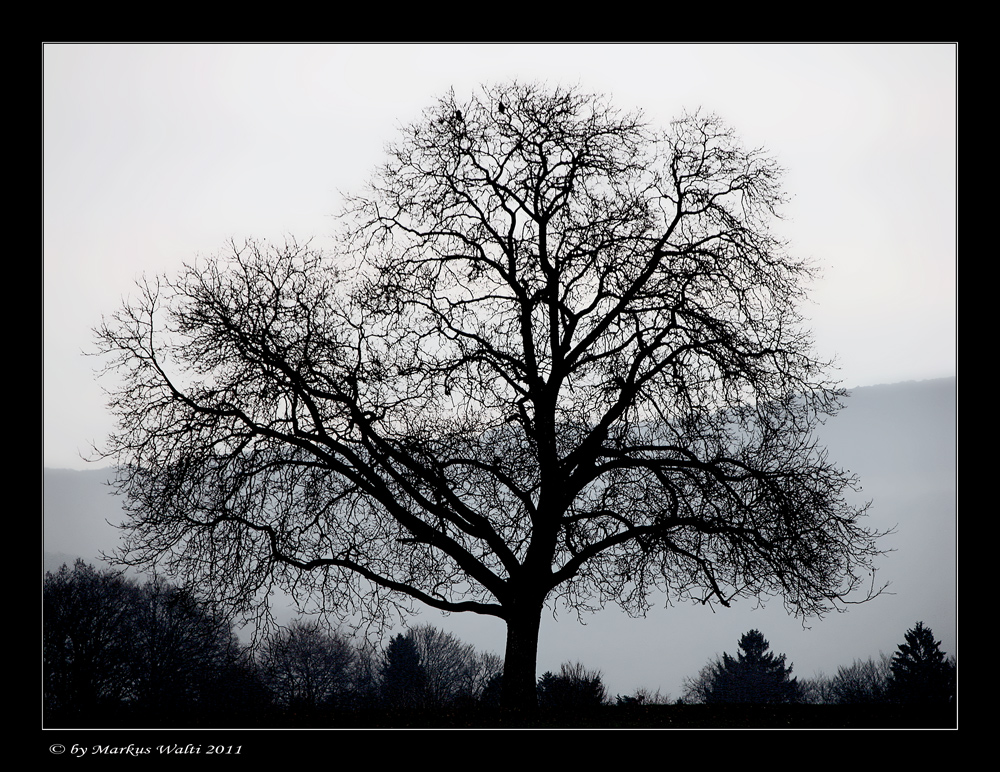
top-left (703, 629), bottom-right (801, 704)
top-left (886, 622), bottom-right (955, 706)
top-left (380, 633), bottom-right (428, 709)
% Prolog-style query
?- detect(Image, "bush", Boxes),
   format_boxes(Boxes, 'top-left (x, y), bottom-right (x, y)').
top-left (537, 662), bottom-right (607, 709)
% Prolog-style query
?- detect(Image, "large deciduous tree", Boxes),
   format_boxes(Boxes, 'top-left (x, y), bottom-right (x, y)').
top-left (95, 82), bottom-right (886, 710)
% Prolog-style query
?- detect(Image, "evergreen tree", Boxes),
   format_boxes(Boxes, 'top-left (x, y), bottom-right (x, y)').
top-left (703, 629), bottom-right (801, 704)
top-left (380, 633), bottom-right (428, 709)
top-left (886, 622), bottom-right (955, 706)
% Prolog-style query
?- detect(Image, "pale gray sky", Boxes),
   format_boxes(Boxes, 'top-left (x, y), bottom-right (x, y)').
top-left (44, 43), bottom-right (955, 470)
top-left (43, 44), bottom-right (957, 700)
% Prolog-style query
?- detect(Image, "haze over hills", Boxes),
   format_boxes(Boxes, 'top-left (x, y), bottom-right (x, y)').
top-left (43, 376), bottom-right (956, 699)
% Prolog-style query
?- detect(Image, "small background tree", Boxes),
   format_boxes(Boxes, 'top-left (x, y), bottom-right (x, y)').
top-left (686, 629), bottom-right (801, 704)
top-left (258, 619), bottom-right (356, 711)
top-left (537, 661), bottom-right (607, 710)
top-left (827, 654), bottom-right (892, 704)
top-left (407, 624), bottom-right (503, 708)
top-left (886, 622), bottom-right (955, 707)
top-left (380, 633), bottom-right (429, 709)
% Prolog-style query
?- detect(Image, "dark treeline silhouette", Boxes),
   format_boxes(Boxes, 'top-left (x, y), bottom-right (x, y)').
top-left (44, 561), bottom-right (954, 727)
top-left (683, 624), bottom-right (955, 710)
top-left (799, 622), bottom-right (956, 709)
top-left (44, 560), bottom-right (266, 725)
top-left (44, 561), bottom-right (503, 726)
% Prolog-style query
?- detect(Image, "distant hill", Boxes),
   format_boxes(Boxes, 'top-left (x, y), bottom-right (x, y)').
top-left (821, 377), bottom-right (955, 488)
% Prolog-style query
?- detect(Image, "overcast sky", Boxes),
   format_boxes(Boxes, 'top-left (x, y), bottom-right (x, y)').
top-left (43, 44), bottom-right (956, 700)
top-left (44, 43), bottom-right (955, 471)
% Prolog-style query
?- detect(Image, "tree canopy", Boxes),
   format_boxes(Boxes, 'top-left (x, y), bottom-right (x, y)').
top-left (95, 82), bottom-right (886, 709)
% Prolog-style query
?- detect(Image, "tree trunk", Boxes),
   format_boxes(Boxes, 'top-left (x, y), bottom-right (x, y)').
top-left (501, 599), bottom-right (544, 711)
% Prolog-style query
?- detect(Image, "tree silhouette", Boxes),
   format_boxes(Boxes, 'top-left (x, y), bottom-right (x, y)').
top-left (258, 619), bottom-right (356, 710)
top-left (44, 560), bottom-right (142, 715)
top-left (688, 629), bottom-right (801, 704)
top-left (380, 633), bottom-right (428, 709)
top-left (44, 561), bottom-right (257, 721)
top-left (886, 622), bottom-right (955, 707)
top-left (95, 82), bottom-right (887, 710)
top-left (537, 661), bottom-right (607, 710)
top-left (406, 623), bottom-right (503, 707)
top-left (129, 576), bottom-right (248, 714)
top-left (826, 654), bottom-right (892, 704)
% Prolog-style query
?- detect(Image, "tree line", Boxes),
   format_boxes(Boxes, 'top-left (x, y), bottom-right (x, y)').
top-left (679, 626), bottom-right (956, 707)
top-left (45, 561), bottom-right (953, 725)
top-left (44, 560), bottom-right (504, 721)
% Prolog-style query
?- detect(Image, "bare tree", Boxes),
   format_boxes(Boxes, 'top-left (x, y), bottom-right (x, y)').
top-left (258, 619), bottom-right (356, 710)
top-left (129, 576), bottom-right (248, 713)
top-left (95, 82), bottom-right (887, 710)
top-left (828, 654), bottom-right (893, 704)
top-left (44, 561), bottom-right (257, 720)
top-left (44, 560), bottom-right (142, 714)
top-left (406, 623), bottom-right (503, 706)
